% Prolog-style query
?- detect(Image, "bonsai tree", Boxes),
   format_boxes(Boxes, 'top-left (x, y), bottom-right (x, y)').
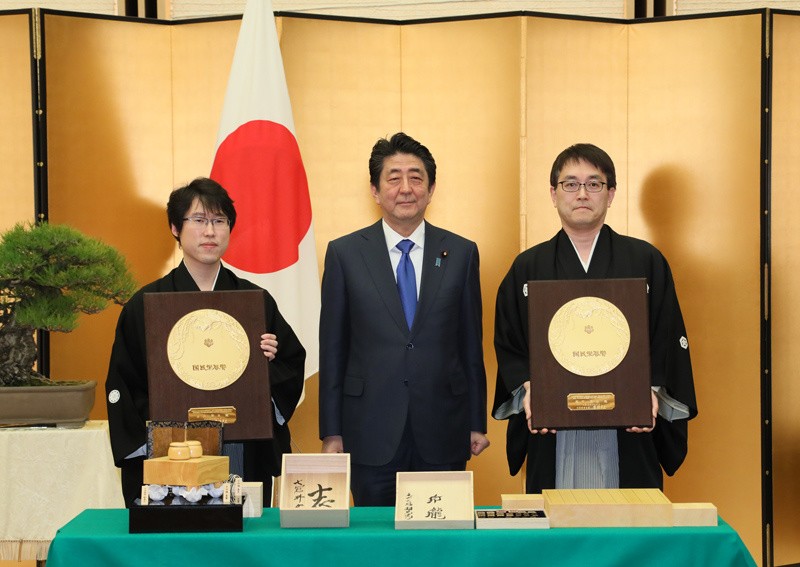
top-left (0, 222), bottom-right (137, 387)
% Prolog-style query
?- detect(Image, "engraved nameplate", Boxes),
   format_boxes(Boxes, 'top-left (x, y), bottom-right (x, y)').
top-left (188, 406), bottom-right (237, 424)
top-left (567, 393), bottom-right (615, 411)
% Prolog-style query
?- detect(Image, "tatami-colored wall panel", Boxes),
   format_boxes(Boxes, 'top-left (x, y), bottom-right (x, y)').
top-left (628, 14), bottom-right (763, 562)
top-left (769, 13), bottom-right (800, 567)
top-left (525, 17), bottom-right (629, 246)
top-left (400, 16), bottom-right (523, 503)
top-left (43, 14), bottom-right (176, 414)
top-left (1, 12), bottom-right (35, 232)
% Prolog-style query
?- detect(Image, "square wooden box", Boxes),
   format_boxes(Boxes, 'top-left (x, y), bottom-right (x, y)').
top-left (543, 488), bottom-right (673, 528)
top-left (501, 493), bottom-right (545, 510)
top-left (395, 471), bottom-right (474, 530)
top-left (279, 453), bottom-right (350, 528)
top-left (672, 502), bottom-right (718, 526)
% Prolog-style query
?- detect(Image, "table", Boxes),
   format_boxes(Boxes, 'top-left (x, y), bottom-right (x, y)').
top-left (0, 421), bottom-right (124, 561)
top-left (45, 507), bottom-right (756, 567)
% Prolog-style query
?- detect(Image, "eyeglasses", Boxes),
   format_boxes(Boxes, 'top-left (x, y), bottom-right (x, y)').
top-left (557, 180), bottom-right (607, 193)
top-left (183, 216), bottom-right (230, 229)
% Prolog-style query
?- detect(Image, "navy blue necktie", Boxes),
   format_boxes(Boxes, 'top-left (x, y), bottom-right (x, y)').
top-left (396, 239), bottom-right (417, 329)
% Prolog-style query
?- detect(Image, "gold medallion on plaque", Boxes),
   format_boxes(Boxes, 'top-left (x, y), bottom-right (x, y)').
top-left (548, 296), bottom-right (630, 377)
top-left (167, 309), bottom-right (250, 391)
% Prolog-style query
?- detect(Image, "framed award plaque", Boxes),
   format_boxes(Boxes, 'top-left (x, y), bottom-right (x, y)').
top-left (527, 278), bottom-right (651, 429)
top-left (144, 290), bottom-right (272, 441)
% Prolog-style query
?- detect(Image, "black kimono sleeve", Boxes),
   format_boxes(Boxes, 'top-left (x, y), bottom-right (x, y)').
top-left (105, 291), bottom-right (149, 467)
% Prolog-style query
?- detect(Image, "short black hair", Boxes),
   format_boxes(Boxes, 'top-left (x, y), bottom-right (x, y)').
top-left (368, 132), bottom-right (436, 188)
top-left (167, 177), bottom-right (236, 241)
top-left (550, 143), bottom-right (616, 190)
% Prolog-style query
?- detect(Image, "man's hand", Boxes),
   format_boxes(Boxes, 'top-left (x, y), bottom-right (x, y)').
top-left (524, 381), bottom-right (556, 435)
top-left (260, 333), bottom-right (278, 361)
top-left (470, 431), bottom-right (490, 456)
top-left (626, 390), bottom-right (658, 433)
top-left (322, 435), bottom-right (344, 453)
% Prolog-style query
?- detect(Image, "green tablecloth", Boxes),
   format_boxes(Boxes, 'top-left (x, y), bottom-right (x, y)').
top-left (46, 507), bottom-right (756, 567)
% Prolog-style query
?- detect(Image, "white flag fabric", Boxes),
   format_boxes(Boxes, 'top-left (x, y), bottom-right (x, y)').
top-left (210, 0), bottom-right (319, 379)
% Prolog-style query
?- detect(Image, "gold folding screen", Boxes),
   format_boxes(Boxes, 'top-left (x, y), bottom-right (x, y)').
top-left (1, 12), bottom-right (35, 232)
top-left (628, 14), bottom-right (764, 561)
top-left (770, 12), bottom-right (800, 566)
top-left (8, 8), bottom-right (793, 565)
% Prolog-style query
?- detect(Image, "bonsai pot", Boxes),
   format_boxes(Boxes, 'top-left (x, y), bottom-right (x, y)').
top-left (0, 380), bottom-right (96, 427)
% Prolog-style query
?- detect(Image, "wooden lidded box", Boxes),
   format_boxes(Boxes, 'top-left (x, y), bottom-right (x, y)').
top-left (395, 471), bottom-right (475, 530)
top-left (279, 453), bottom-right (350, 528)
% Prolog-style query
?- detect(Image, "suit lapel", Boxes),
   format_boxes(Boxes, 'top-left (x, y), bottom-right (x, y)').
top-left (414, 223), bottom-right (447, 334)
top-left (359, 221), bottom-right (409, 333)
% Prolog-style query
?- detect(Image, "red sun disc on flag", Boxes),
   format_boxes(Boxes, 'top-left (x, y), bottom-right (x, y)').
top-left (210, 120), bottom-right (312, 273)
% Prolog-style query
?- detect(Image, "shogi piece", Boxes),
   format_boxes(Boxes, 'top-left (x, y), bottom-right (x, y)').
top-left (543, 488), bottom-right (673, 528)
top-left (475, 509), bottom-right (550, 530)
top-left (672, 503), bottom-right (718, 526)
top-left (143, 455), bottom-right (229, 487)
top-left (279, 453), bottom-right (350, 528)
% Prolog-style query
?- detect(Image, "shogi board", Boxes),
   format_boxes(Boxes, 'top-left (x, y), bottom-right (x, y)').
top-left (543, 488), bottom-right (672, 527)
top-left (279, 453), bottom-right (350, 528)
top-left (143, 455), bottom-right (229, 487)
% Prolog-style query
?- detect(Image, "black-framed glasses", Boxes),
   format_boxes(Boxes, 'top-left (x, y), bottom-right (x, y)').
top-left (557, 180), bottom-right (607, 193)
top-left (183, 216), bottom-right (230, 229)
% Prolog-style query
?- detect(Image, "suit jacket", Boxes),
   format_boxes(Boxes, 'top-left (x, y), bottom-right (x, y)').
top-left (319, 220), bottom-right (487, 466)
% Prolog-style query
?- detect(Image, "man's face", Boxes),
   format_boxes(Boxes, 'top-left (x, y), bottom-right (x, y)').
top-left (550, 158), bottom-right (615, 233)
top-left (371, 153), bottom-right (435, 233)
top-left (171, 198), bottom-right (230, 268)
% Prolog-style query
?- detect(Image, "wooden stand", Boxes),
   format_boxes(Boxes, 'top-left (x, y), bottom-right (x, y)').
top-left (129, 498), bottom-right (242, 533)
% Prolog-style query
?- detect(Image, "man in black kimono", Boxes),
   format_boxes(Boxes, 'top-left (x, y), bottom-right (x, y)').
top-left (493, 143), bottom-right (697, 494)
top-left (106, 177), bottom-right (305, 506)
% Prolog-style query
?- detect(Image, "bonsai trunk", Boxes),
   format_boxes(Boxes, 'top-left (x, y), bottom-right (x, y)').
top-left (0, 323), bottom-right (47, 386)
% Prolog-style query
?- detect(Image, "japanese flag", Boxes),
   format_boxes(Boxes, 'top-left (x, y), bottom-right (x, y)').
top-left (210, 0), bottom-right (319, 378)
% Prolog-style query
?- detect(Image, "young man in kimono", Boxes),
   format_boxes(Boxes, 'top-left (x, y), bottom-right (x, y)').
top-left (493, 143), bottom-right (697, 493)
top-left (106, 177), bottom-right (306, 506)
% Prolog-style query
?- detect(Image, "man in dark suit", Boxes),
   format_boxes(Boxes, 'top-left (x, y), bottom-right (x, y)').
top-left (319, 132), bottom-right (490, 506)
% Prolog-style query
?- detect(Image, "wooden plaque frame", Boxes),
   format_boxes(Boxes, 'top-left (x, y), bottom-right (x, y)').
top-left (144, 290), bottom-right (272, 441)
top-left (527, 278), bottom-right (651, 429)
